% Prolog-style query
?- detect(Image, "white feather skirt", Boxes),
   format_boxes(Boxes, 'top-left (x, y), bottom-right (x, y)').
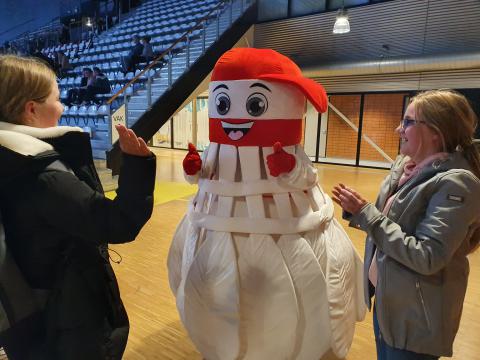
top-left (167, 143), bottom-right (366, 360)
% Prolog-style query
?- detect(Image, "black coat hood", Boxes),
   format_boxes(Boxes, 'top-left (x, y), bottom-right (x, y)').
top-left (0, 122), bottom-right (99, 190)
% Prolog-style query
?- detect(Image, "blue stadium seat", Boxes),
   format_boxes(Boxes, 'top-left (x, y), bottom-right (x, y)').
top-left (97, 105), bottom-right (110, 116)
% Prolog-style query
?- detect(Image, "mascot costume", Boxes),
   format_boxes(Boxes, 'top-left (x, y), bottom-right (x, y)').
top-left (168, 48), bottom-right (365, 360)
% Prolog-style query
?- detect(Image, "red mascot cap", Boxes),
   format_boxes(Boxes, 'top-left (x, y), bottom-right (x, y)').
top-left (211, 48), bottom-right (328, 113)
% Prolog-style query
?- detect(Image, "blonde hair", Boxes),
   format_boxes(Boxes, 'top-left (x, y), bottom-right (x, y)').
top-left (0, 55), bottom-right (57, 124)
top-left (412, 89), bottom-right (480, 254)
top-left (411, 89), bottom-right (480, 179)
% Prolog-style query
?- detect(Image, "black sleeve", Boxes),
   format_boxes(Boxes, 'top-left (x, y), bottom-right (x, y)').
top-left (33, 154), bottom-right (156, 245)
top-left (100, 77), bottom-right (111, 92)
top-left (132, 44), bottom-right (144, 57)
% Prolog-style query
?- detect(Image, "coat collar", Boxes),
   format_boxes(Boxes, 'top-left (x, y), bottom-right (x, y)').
top-left (0, 122), bottom-right (97, 189)
top-left (394, 151), bottom-right (473, 196)
top-left (0, 122), bottom-right (82, 156)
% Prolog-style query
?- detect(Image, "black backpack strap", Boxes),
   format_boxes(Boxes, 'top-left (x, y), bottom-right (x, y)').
top-left (0, 213), bottom-right (47, 360)
top-left (0, 215), bottom-right (40, 334)
top-left (0, 160), bottom-right (72, 344)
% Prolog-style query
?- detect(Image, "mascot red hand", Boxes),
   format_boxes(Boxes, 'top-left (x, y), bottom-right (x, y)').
top-left (267, 142), bottom-right (296, 177)
top-left (183, 143), bottom-right (202, 175)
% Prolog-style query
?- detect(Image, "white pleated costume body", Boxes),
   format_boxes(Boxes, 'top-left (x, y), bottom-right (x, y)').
top-left (168, 49), bottom-right (366, 360)
top-left (168, 142), bottom-right (366, 360)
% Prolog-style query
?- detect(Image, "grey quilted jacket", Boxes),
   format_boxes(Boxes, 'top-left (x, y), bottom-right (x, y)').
top-left (350, 151), bottom-right (480, 357)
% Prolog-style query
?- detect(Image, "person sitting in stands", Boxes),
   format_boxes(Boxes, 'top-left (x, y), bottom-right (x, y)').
top-left (81, 67), bottom-right (112, 104)
top-left (66, 68), bottom-right (94, 105)
top-left (140, 36), bottom-right (154, 64)
top-left (121, 35), bottom-right (143, 74)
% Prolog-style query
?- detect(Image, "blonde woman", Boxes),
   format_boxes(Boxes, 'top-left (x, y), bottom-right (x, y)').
top-left (0, 55), bottom-right (155, 359)
top-left (333, 89), bottom-right (480, 360)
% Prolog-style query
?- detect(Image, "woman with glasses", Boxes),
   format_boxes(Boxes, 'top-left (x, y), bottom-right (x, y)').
top-left (332, 89), bottom-right (480, 360)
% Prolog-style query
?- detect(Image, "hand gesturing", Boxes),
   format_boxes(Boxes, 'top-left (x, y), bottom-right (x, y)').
top-left (116, 124), bottom-right (151, 157)
top-left (332, 183), bottom-right (368, 215)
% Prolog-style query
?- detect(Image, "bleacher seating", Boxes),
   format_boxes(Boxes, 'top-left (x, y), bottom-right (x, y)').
top-left (44, 0), bottom-right (249, 159)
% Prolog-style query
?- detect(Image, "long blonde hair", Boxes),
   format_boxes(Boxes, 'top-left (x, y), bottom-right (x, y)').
top-left (0, 55), bottom-right (56, 124)
top-left (412, 89), bottom-right (480, 179)
top-left (413, 89), bottom-right (480, 254)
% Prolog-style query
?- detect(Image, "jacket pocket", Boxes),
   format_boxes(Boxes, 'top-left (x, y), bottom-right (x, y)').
top-left (415, 280), bottom-right (431, 331)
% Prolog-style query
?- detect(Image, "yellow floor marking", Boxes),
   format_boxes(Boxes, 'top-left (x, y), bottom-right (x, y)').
top-left (105, 181), bottom-right (197, 205)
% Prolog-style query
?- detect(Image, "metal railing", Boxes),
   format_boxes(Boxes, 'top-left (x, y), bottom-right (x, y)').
top-left (8, 16), bottom-right (63, 52)
top-left (106, 0), bottom-right (252, 110)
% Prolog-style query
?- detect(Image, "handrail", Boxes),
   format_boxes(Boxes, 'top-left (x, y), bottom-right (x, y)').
top-left (0, 18), bottom-right (36, 37)
top-left (106, 0), bottom-right (232, 105)
top-left (9, 16), bottom-right (62, 40)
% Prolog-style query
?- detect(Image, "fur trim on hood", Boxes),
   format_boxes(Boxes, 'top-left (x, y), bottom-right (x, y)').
top-left (0, 122), bottom-right (82, 156)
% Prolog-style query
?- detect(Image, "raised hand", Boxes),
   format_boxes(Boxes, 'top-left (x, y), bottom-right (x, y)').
top-left (332, 183), bottom-right (368, 215)
top-left (183, 143), bottom-right (202, 175)
top-left (266, 141), bottom-right (296, 177)
top-left (116, 124), bottom-right (151, 157)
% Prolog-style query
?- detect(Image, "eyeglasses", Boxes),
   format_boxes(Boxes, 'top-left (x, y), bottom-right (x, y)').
top-left (400, 118), bottom-right (426, 130)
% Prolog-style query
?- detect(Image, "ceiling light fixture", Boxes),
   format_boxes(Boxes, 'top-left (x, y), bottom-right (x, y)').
top-left (333, 7), bottom-right (350, 34)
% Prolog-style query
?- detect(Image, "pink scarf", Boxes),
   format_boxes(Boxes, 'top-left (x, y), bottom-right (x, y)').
top-left (383, 152), bottom-right (448, 215)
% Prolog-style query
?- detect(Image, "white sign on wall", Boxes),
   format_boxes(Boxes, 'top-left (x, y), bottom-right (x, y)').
top-left (110, 104), bottom-right (127, 144)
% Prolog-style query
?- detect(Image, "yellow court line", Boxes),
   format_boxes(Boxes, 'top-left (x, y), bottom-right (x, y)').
top-left (105, 181), bottom-right (197, 205)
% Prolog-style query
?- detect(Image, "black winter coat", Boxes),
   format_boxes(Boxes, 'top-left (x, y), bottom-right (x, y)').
top-left (0, 123), bottom-right (156, 359)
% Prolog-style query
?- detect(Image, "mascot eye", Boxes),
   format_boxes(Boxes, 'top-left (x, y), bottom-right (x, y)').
top-left (215, 92), bottom-right (231, 115)
top-left (246, 93), bottom-right (268, 117)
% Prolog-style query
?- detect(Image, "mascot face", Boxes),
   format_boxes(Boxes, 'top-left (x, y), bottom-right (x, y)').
top-left (207, 48), bottom-right (328, 147)
top-left (208, 79), bottom-right (306, 147)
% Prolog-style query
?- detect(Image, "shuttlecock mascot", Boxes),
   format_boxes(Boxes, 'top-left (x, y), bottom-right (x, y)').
top-left (168, 48), bottom-right (365, 360)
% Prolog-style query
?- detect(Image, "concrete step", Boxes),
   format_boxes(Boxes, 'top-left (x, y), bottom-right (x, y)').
top-left (128, 109), bottom-right (145, 119)
top-left (135, 89), bottom-right (148, 96)
top-left (95, 123), bottom-right (109, 132)
top-left (151, 87), bottom-right (169, 94)
top-left (152, 79), bottom-right (177, 87)
top-left (129, 95), bottom-right (148, 104)
top-left (151, 83), bottom-right (169, 89)
top-left (128, 101), bottom-right (148, 110)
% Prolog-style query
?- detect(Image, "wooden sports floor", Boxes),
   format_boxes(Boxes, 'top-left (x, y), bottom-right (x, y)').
top-left (109, 148), bottom-right (480, 360)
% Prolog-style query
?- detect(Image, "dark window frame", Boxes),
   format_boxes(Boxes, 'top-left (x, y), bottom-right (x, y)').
top-left (317, 90), bottom-right (413, 169)
top-left (257, 0), bottom-right (398, 24)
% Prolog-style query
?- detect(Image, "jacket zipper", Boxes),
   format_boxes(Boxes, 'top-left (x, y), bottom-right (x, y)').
top-left (416, 280), bottom-right (431, 331)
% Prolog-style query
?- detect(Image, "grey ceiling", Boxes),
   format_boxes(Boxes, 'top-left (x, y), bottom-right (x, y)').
top-left (254, 0), bottom-right (480, 66)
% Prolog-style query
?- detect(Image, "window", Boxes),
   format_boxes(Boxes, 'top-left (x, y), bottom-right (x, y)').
top-left (258, 0), bottom-right (288, 21)
top-left (321, 95), bottom-right (361, 166)
top-left (358, 93), bottom-right (405, 168)
top-left (291, 0), bottom-right (326, 17)
top-left (328, 0), bottom-right (369, 10)
top-left (173, 102), bottom-right (193, 149)
top-left (196, 98), bottom-right (210, 151)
